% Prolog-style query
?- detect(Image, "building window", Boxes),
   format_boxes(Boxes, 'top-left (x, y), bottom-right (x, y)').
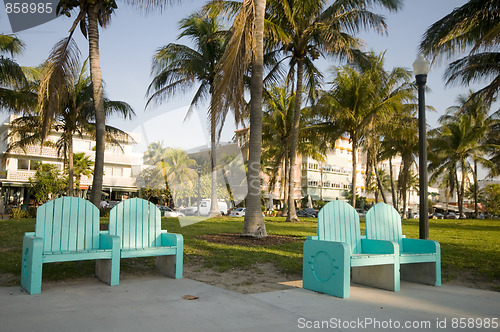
top-left (18, 159), bottom-right (29, 170)
top-left (308, 180), bottom-right (318, 187)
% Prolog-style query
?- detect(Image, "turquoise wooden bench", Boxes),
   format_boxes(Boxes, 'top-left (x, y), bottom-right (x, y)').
top-left (105, 198), bottom-right (183, 279)
top-left (365, 202), bottom-right (441, 286)
top-left (303, 200), bottom-right (400, 298)
top-left (21, 197), bottom-right (120, 295)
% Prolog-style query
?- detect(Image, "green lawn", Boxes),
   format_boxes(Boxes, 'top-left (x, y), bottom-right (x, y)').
top-left (0, 216), bottom-right (498, 291)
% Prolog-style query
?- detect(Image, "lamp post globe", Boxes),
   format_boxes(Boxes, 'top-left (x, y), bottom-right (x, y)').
top-left (413, 54), bottom-right (430, 240)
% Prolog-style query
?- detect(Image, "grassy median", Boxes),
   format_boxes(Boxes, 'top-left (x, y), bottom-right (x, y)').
top-left (0, 216), bottom-right (498, 291)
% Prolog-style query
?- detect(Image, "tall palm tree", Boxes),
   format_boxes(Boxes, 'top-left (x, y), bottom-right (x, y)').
top-left (207, 0), bottom-right (268, 237)
top-left (55, 0), bottom-right (179, 206)
top-left (379, 108), bottom-right (419, 214)
top-left (419, 0), bottom-right (500, 106)
top-left (264, 0), bottom-right (402, 221)
top-left (146, 12), bottom-right (228, 217)
top-left (262, 86), bottom-right (325, 214)
top-left (8, 38), bottom-right (135, 197)
top-left (316, 52), bottom-right (411, 208)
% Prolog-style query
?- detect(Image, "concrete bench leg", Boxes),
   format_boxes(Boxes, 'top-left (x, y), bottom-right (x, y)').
top-left (401, 262), bottom-right (441, 286)
top-left (95, 258), bottom-right (119, 286)
top-left (352, 264), bottom-right (400, 292)
top-left (156, 254), bottom-right (183, 279)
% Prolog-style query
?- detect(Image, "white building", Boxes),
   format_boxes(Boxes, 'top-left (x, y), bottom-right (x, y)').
top-left (301, 137), bottom-right (422, 212)
top-left (0, 115), bottom-right (142, 208)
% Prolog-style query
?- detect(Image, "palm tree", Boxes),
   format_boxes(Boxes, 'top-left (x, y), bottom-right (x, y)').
top-left (436, 91), bottom-right (495, 217)
top-left (428, 111), bottom-right (488, 217)
top-left (146, 12), bottom-right (228, 217)
top-left (73, 152), bottom-right (94, 197)
top-left (143, 143), bottom-right (197, 207)
top-left (419, 0), bottom-right (500, 106)
top-left (8, 38), bottom-right (134, 197)
top-left (262, 86), bottom-right (325, 214)
top-left (0, 34), bottom-right (34, 112)
top-left (316, 52), bottom-right (411, 208)
top-left (264, 0), bottom-right (402, 221)
top-left (207, 0), bottom-right (267, 237)
top-left (55, 0), bottom-right (179, 206)
top-left (379, 108), bottom-right (419, 215)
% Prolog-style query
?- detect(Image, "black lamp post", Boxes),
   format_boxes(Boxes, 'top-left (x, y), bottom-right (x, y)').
top-left (413, 54), bottom-right (430, 240)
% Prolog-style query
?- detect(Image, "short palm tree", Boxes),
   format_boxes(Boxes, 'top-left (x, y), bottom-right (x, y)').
top-left (73, 152), bottom-right (94, 197)
top-left (428, 111), bottom-right (488, 217)
top-left (146, 12), bottom-right (228, 216)
top-left (419, 0), bottom-right (500, 105)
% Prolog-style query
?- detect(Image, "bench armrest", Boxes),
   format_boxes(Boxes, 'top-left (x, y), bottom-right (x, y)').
top-left (25, 232), bottom-right (36, 237)
top-left (361, 238), bottom-right (399, 255)
top-left (99, 233), bottom-right (120, 250)
top-left (160, 231), bottom-right (183, 248)
top-left (402, 238), bottom-right (440, 254)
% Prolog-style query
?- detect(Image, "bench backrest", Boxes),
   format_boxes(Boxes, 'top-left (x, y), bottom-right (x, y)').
top-left (35, 197), bottom-right (101, 253)
top-left (317, 200), bottom-right (362, 254)
top-left (108, 198), bottom-right (162, 249)
top-left (365, 202), bottom-right (404, 249)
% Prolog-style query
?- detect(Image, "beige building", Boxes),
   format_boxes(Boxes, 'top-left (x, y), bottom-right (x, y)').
top-left (0, 115), bottom-right (142, 208)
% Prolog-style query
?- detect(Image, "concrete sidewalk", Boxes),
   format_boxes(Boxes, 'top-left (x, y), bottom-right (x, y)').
top-left (1, 277), bottom-right (499, 331)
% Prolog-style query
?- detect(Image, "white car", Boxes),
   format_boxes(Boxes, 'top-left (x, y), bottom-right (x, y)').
top-left (158, 206), bottom-right (185, 218)
top-left (229, 207), bottom-right (246, 217)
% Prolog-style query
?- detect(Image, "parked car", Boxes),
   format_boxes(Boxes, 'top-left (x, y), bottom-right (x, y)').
top-left (431, 213), bottom-right (444, 219)
top-left (356, 208), bottom-right (366, 219)
top-left (443, 212), bottom-right (459, 219)
top-left (183, 199), bottom-right (228, 216)
top-left (229, 207), bottom-right (246, 217)
top-left (297, 208), bottom-right (317, 218)
top-left (157, 206), bottom-right (185, 218)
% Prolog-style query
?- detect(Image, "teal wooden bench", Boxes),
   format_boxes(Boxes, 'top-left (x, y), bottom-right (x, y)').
top-left (303, 200), bottom-right (400, 298)
top-left (21, 197), bottom-right (120, 295)
top-left (365, 202), bottom-right (441, 286)
top-left (105, 198), bottom-right (183, 279)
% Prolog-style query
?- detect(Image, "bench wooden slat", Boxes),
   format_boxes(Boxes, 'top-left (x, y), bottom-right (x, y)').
top-left (303, 200), bottom-right (399, 298)
top-left (365, 202), bottom-right (441, 286)
top-left (107, 198), bottom-right (183, 279)
top-left (21, 197), bottom-right (120, 295)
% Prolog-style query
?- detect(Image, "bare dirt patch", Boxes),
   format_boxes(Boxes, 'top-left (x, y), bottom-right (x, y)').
top-left (183, 260), bottom-right (302, 294)
top-left (196, 233), bottom-right (302, 246)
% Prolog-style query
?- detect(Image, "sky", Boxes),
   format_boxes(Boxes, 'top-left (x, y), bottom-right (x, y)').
top-left (0, 0), bottom-right (476, 156)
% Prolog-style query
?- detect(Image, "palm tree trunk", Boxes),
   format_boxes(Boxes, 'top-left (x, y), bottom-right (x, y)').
top-left (473, 159), bottom-right (479, 218)
top-left (459, 160), bottom-right (465, 217)
top-left (351, 135), bottom-right (358, 208)
top-left (287, 59), bottom-right (304, 222)
top-left (88, 6), bottom-right (106, 207)
top-left (389, 158), bottom-right (397, 209)
top-left (281, 151), bottom-right (289, 216)
top-left (68, 139), bottom-right (74, 197)
top-left (243, 0), bottom-right (267, 238)
top-left (209, 106), bottom-right (220, 216)
top-left (374, 163), bottom-right (387, 203)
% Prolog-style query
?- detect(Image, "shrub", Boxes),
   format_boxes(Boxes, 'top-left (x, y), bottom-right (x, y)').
top-left (9, 208), bottom-right (30, 219)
